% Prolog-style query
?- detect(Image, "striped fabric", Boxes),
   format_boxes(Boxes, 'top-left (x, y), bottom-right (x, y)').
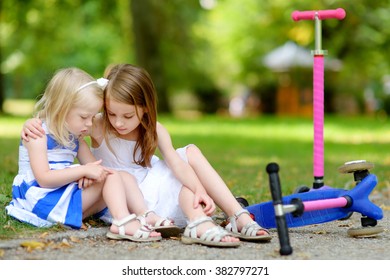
top-left (6, 123), bottom-right (83, 228)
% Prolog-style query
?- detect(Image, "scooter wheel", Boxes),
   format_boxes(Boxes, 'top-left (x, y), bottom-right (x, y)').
top-left (293, 185), bottom-right (310, 193)
top-left (338, 160), bottom-right (374, 174)
top-left (235, 197), bottom-right (249, 208)
top-left (347, 226), bottom-right (384, 238)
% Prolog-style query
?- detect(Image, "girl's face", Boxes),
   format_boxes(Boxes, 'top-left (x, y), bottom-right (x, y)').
top-left (105, 99), bottom-right (145, 138)
top-left (66, 99), bottom-right (102, 137)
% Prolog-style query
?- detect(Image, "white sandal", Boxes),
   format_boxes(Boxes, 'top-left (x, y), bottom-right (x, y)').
top-left (181, 216), bottom-right (240, 248)
top-left (138, 210), bottom-right (182, 238)
top-left (225, 209), bottom-right (272, 242)
top-left (106, 214), bottom-right (162, 242)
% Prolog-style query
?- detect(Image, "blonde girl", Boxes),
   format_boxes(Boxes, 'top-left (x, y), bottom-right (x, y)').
top-left (10, 67), bottom-right (161, 242)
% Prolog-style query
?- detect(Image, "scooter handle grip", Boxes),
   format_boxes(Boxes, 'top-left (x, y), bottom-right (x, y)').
top-left (292, 8), bottom-right (346, 21)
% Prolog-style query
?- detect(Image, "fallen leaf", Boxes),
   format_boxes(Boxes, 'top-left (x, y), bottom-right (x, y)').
top-left (60, 238), bottom-right (72, 247)
top-left (70, 236), bottom-right (81, 243)
top-left (380, 204), bottom-right (390, 211)
top-left (20, 240), bottom-right (46, 252)
top-left (149, 243), bottom-right (161, 248)
top-left (3, 222), bottom-right (16, 232)
top-left (127, 244), bottom-right (137, 251)
top-left (87, 219), bottom-right (98, 226)
top-left (39, 232), bottom-right (50, 238)
top-left (80, 223), bottom-right (89, 230)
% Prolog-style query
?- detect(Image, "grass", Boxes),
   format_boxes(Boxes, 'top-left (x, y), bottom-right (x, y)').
top-left (1, 111), bottom-right (390, 240)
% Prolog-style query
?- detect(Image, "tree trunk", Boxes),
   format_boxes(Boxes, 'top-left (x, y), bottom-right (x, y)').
top-left (130, 0), bottom-right (171, 113)
top-left (0, 41), bottom-right (4, 113)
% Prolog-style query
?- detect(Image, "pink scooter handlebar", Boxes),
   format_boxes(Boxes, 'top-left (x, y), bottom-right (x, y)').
top-left (292, 8), bottom-right (346, 21)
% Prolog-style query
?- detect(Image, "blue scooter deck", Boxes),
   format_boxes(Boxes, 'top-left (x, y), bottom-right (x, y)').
top-left (246, 174), bottom-right (382, 228)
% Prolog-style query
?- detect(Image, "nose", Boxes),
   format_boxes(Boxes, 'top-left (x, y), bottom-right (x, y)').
top-left (115, 119), bottom-right (123, 127)
top-left (86, 118), bottom-right (93, 127)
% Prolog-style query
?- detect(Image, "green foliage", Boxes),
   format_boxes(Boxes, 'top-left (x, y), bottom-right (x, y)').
top-left (3, 0), bottom-right (390, 114)
top-left (1, 0), bottom-right (133, 99)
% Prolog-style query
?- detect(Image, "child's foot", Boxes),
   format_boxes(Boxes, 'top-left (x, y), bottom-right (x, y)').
top-left (181, 216), bottom-right (240, 247)
top-left (196, 219), bottom-right (240, 243)
top-left (225, 209), bottom-right (272, 242)
top-left (139, 210), bottom-right (181, 238)
top-left (107, 214), bottom-right (161, 242)
top-left (236, 211), bottom-right (269, 237)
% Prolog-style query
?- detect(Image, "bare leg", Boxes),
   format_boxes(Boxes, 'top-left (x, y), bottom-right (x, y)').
top-left (186, 145), bottom-right (268, 236)
top-left (81, 181), bottom-right (106, 219)
top-left (179, 186), bottom-right (239, 243)
top-left (119, 171), bottom-right (175, 226)
top-left (118, 171), bottom-right (148, 215)
top-left (103, 172), bottom-right (160, 237)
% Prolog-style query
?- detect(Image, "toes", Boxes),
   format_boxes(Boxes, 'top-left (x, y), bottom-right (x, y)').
top-left (222, 235), bottom-right (239, 243)
top-left (150, 231), bottom-right (161, 237)
top-left (257, 229), bottom-right (269, 236)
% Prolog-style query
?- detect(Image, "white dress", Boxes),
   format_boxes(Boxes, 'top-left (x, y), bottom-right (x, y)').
top-left (91, 136), bottom-right (189, 228)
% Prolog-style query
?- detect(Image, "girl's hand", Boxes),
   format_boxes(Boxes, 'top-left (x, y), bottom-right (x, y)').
top-left (78, 177), bottom-right (93, 189)
top-left (83, 160), bottom-right (113, 182)
top-left (21, 118), bottom-right (44, 142)
top-left (194, 191), bottom-right (216, 216)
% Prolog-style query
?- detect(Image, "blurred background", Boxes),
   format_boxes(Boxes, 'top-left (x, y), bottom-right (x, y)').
top-left (1, 0), bottom-right (390, 118)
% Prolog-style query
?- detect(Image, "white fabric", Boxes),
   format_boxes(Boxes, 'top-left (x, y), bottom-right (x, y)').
top-left (91, 137), bottom-right (189, 228)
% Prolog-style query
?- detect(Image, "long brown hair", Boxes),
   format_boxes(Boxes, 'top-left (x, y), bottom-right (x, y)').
top-left (103, 64), bottom-right (158, 167)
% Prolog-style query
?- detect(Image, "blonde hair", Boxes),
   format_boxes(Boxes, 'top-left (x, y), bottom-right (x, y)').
top-left (34, 67), bottom-right (104, 148)
top-left (103, 63), bottom-right (158, 167)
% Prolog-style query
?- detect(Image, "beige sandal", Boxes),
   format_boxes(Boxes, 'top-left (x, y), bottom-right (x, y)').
top-left (138, 210), bottom-right (182, 238)
top-left (181, 216), bottom-right (240, 248)
top-left (106, 214), bottom-right (162, 242)
top-left (225, 209), bottom-right (272, 242)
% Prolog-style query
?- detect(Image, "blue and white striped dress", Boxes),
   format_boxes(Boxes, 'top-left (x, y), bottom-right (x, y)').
top-left (6, 123), bottom-right (83, 228)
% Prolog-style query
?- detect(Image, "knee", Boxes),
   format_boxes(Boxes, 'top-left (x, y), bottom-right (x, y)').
top-left (118, 171), bottom-right (137, 185)
top-left (104, 170), bottom-right (122, 185)
top-left (186, 144), bottom-right (203, 158)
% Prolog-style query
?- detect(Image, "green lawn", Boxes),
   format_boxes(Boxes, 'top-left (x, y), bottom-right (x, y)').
top-left (1, 113), bottom-right (390, 239)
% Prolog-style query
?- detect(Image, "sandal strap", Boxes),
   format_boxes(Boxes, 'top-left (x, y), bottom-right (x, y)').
top-left (137, 210), bottom-right (155, 226)
top-left (133, 225), bottom-right (154, 239)
top-left (226, 209), bottom-right (269, 237)
top-left (200, 226), bottom-right (230, 242)
top-left (227, 209), bottom-right (250, 233)
top-left (137, 210), bottom-right (173, 227)
top-left (112, 214), bottom-right (137, 236)
top-left (184, 216), bottom-right (213, 238)
top-left (241, 221), bottom-right (269, 237)
top-left (154, 217), bottom-right (173, 227)
top-left (233, 208), bottom-right (250, 219)
top-left (184, 216), bottom-right (231, 242)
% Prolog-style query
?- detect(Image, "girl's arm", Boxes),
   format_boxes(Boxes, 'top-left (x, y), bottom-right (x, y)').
top-left (77, 137), bottom-right (97, 165)
top-left (89, 113), bottom-right (104, 148)
top-left (156, 122), bottom-right (215, 214)
top-left (76, 136), bottom-right (113, 189)
top-left (25, 135), bottom-right (110, 189)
